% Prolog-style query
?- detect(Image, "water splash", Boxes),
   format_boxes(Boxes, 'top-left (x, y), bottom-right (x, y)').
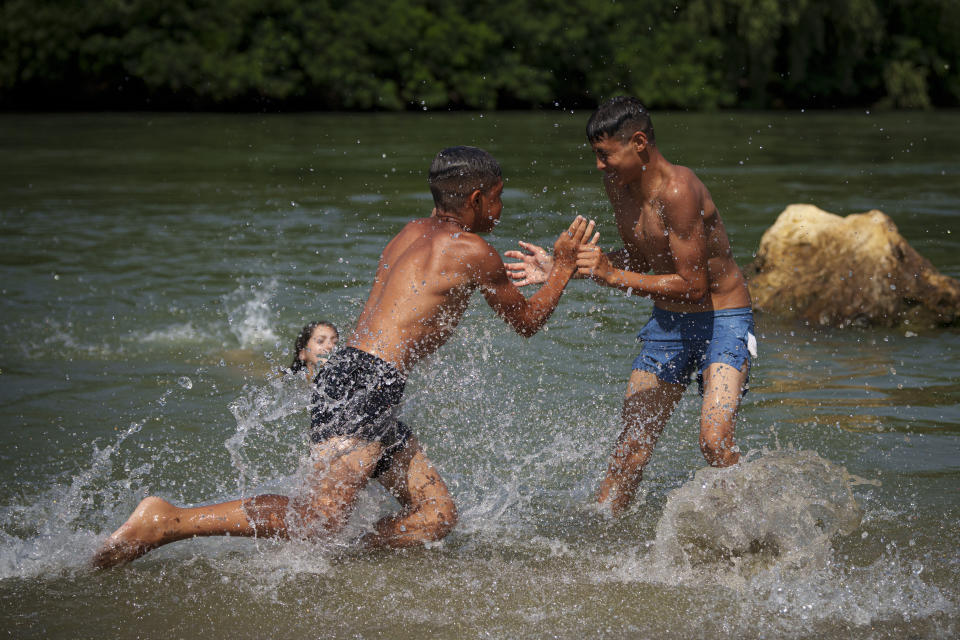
top-left (594, 450), bottom-right (958, 632)
top-left (225, 374), bottom-right (312, 501)
top-left (0, 421), bottom-right (150, 579)
top-left (223, 278), bottom-right (279, 348)
top-left (646, 449), bottom-right (862, 584)
top-left (0, 376), bottom-right (335, 580)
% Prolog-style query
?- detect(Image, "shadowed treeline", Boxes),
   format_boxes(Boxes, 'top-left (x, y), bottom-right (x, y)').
top-left (2, 0), bottom-right (958, 111)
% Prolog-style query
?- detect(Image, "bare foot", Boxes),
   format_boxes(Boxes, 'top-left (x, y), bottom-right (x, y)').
top-left (596, 473), bottom-right (642, 518)
top-left (92, 496), bottom-right (177, 569)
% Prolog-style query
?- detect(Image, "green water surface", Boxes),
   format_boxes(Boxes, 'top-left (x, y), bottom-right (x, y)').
top-left (0, 110), bottom-right (958, 639)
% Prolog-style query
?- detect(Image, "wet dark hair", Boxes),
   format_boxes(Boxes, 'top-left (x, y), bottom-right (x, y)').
top-left (288, 321), bottom-right (338, 372)
top-left (428, 146), bottom-right (502, 213)
top-left (586, 96), bottom-right (656, 145)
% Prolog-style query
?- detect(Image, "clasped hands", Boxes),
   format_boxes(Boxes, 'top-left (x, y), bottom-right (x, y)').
top-left (504, 216), bottom-right (609, 286)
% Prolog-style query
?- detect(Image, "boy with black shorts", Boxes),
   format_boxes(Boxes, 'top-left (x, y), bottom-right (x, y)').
top-left (94, 146), bottom-right (594, 566)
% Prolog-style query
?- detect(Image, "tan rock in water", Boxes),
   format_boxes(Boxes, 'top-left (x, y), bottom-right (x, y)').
top-left (745, 204), bottom-right (960, 328)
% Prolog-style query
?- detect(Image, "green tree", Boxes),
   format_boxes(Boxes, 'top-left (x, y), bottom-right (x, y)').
top-left (1, 0), bottom-right (958, 110)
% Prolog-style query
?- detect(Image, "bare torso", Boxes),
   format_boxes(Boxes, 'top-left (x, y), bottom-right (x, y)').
top-left (606, 164), bottom-right (751, 313)
top-left (347, 217), bottom-right (484, 372)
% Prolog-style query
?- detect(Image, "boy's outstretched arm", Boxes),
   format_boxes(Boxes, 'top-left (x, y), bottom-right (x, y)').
top-left (505, 242), bottom-right (632, 286)
top-left (480, 216), bottom-right (593, 337)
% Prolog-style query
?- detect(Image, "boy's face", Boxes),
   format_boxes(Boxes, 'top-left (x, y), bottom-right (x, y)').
top-left (474, 179), bottom-right (504, 232)
top-left (591, 134), bottom-right (644, 184)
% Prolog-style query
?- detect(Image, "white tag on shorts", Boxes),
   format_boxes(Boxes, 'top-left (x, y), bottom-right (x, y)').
top-left (747, 332), bottom-right (758, 358)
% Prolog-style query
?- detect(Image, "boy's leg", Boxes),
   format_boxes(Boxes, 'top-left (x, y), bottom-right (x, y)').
top-left (597, 369), bottom-right (685, 516)
top-left (699, 362), bottom-right (748, 467)
top-left (359, 436), bottom-right (457, 548)
top-left (92, 436), bottom-right (382, 568)
top-left (288, 436), bottom-right (383, 536)
top-left (91, 494), bottom-right (290, 569)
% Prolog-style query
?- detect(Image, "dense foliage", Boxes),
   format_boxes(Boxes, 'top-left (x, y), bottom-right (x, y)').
top-left (2, 0), bottom-right (957, 110)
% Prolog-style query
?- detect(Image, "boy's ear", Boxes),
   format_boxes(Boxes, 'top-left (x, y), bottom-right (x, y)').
top-left (468, 188), bottom-right (483, 210)
top-left (629, 131), bottom-right (648, 152)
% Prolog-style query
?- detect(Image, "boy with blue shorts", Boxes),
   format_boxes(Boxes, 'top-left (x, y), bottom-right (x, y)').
top-left (506, 97), bottom-right (755, 516)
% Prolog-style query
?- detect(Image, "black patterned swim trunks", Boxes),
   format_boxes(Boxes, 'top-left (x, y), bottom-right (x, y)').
top-left (310, 347), bottom-right (412, 478)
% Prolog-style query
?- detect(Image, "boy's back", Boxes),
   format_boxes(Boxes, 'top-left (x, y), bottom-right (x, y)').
top-left (350, 217), bottom-right (488, 372)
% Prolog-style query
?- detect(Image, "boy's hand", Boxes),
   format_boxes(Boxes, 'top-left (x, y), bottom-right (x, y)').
top-left (504, 241), bottom-right (553, 287)
top-left (554, 216), bottom-right (596, 270)
top-left (576, 235), bottom-right (613, 283)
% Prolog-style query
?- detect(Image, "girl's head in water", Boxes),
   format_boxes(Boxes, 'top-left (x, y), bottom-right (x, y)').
top-left (289, 321), bottom-right (339, 378)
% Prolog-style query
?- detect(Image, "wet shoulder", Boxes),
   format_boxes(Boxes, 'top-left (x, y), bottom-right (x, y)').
top-left (443, 230), bottom-right (496, 267)
top-left (382, 219), bottom-right (428, 254)
top-left (393, 220), bottom-right (494, 272)
top-left (661, 165), bottom-right (715, 220)
top-left (387, 218), bottom-right (468, 255)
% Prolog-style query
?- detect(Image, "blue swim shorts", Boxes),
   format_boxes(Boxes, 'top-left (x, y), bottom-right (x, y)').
top-left (632, 306), bottom-right (756, 395)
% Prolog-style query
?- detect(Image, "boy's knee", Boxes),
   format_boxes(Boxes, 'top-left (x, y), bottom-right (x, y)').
top-left (432, 495), bottom-right (458, 540)
top-left (291, 492), bottom-right (354, 536)
top-left (244, 494), bottom-right (289, 532)
top-left (418, 494), bottom-right (457, 542)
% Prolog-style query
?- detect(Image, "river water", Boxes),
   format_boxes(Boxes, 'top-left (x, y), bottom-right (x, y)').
top-left (0, 111), bottom-right (958, 638)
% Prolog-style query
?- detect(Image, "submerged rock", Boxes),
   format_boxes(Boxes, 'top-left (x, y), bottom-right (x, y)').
top-left (745, 204), bottom-right (960, 328)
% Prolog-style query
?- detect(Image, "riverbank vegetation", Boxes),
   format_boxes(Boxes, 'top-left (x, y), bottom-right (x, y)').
top-left (2, 0), bottom-right (957, 111)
